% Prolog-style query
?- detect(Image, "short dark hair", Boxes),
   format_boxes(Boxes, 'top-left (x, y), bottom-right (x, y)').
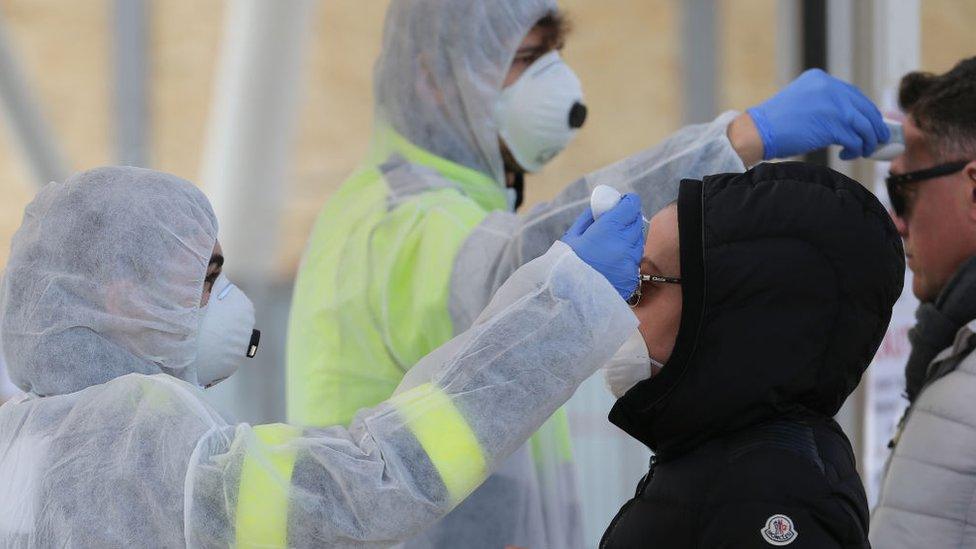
top-left (899, 56), bottom-right (976, 160)
top-left (535, 11), bottom-right (572, 51)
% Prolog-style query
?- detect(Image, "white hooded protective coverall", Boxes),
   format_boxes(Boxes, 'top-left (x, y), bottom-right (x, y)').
top-left (286, 1), bottom-right (746, 546)
top-left (0, 167), bottom-right (634, 547)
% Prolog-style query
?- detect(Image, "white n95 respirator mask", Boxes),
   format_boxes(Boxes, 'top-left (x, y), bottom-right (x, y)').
top-left (496, 50), bottom-right (587, 172)
top-left (603, 326), bottom-right (662, 399)
top-left (192, 273), bottom-right (260, 388)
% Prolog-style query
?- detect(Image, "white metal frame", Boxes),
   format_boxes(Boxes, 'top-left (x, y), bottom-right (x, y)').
top-left (199, 0), bottom-right (317, 284)
top-left (826, 0), bottom-right (920, 502)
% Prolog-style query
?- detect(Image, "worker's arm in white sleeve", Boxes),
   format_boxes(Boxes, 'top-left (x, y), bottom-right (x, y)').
top-left (184, 241), bottom-right (636, 548)
top-left (449, 111), bottom-right (746, 330)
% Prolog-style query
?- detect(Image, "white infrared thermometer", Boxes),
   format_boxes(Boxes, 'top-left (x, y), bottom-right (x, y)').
top-left (869, 119), bottom-right (905, 161)
top-left (590, 184), bottom-right (625, 221)
top-left (590, 185), bottom-right (650, 235)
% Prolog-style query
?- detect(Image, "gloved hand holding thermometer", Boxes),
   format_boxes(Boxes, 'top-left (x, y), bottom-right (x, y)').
top-left (561, 189), bottom-right (645, 301)
top-left (747, 68), bottom-right (892, 160)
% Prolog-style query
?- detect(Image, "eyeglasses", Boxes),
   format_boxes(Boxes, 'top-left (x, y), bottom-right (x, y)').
top-left (885, 160), bottom-right (970, 218)
top-left (627, 273), bottom-right (681, 308)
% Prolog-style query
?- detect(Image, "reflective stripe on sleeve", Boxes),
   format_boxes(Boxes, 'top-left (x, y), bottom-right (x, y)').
top-left (390, 382), bottom-right (488, 506)
top-left (236, 423), bottom-right (302, 548)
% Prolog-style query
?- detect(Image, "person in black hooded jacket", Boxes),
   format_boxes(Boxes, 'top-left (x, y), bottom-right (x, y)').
top-left (600, 162), bottom-right (905, 548)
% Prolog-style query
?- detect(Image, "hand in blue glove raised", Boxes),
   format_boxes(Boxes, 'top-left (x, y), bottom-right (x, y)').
top-left (747, 68), bottom-right (890, 160)
top-left (561, 193), bottom-right (645, 300)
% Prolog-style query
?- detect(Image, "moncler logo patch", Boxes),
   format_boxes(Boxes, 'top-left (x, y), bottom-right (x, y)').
top-left (760, 514), bottom-right (798, 546)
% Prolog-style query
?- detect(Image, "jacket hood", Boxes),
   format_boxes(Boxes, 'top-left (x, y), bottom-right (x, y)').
top-left (372, 0), bottom-right (557, 184)
top-left (610, 162), bottom-right (905, 458)
top-left (0, 167), bottom-right (217, 396)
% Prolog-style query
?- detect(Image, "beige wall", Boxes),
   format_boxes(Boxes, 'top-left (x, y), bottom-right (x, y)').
top-left (0, 0), bottom-right (972, 275)
top-left (719, 0), bottom-right (779, 111)
top-left (922, 0), bottom-right (976, 73)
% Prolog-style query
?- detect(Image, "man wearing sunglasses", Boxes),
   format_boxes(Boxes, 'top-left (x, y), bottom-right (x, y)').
top-left (872, 57), bottom-right (976, 549)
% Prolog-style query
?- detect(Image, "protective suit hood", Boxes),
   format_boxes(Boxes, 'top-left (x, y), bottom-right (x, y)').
top-left (609, 162), bottom-right (905, 459)
top-left (0, 166), bottom-right (218, 396)
top-left (372, 0), bottom-right (557, 184)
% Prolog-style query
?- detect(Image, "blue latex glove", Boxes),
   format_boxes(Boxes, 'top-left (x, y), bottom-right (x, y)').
top-left (747, 69), bottom-right (890, 160)
top-left (561, 193), bottom-right (644, 300)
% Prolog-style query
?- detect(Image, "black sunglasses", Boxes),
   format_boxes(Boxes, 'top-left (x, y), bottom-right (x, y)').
top-left (886, 160), bottom-right (970, 217)
top-left (627, 273), bottom-right (682, 308)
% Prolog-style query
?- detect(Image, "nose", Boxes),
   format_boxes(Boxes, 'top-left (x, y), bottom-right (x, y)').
top-left (893, 213), bottom-right (909, 238)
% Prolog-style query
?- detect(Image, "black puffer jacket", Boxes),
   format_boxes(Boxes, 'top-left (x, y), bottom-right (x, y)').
top-left (602, 163), bottom-right (905, 548)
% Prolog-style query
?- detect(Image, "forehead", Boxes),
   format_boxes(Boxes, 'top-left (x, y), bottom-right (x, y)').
top-left (643, 205), bottom-right (680, 273)
top-left (899, 116), bottom-right (937, 168)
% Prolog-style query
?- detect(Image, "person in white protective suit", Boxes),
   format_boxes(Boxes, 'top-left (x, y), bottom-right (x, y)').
top-left (0, 166), bottom-right (643, 548)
